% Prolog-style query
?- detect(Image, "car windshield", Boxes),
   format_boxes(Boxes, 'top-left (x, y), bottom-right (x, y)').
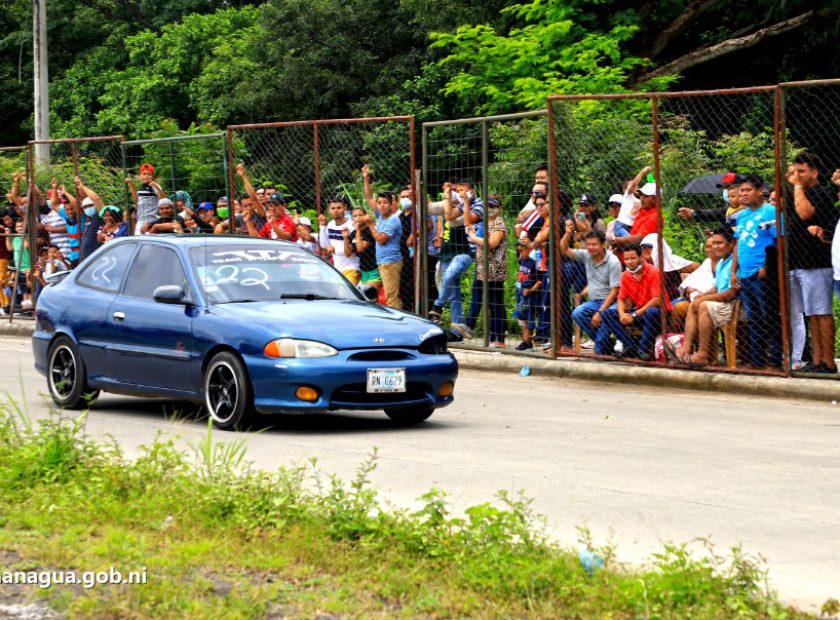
top-left (189, 244), bottom-right (363, 304)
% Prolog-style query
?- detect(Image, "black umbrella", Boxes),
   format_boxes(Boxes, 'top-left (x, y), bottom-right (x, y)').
top-left (679, 174), bottom-right (727, 194)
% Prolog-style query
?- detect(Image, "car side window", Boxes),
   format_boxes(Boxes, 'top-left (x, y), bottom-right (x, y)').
top-left (76, 243), bottom-right (137, 293)
top-left (122, 245), bottom-right (189, 300)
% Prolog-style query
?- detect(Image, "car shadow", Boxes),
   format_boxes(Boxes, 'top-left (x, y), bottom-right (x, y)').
top-left (92, 396), bottom-right (457, 435)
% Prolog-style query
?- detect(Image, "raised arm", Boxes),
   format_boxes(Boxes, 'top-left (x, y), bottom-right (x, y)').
top-left (361, 164), bottom-right (378, 213)
top-left (559, 219), bottom-right (575, 259)
top-left (125, 177), bottom-right (138, 207)
top-left (627, 165), bottom-right (652, 195)
top-left (76, 176), bottom-right (105, 210)
top-left (236, 163), bottom-right (266, 217)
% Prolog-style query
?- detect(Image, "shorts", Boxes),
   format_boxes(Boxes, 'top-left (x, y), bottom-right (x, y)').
top-left (704, 300), bottom-right (735, 328)
top-left (790, 268), bottom-right (834, 316)
top-left (341, 269), bottom-right (361, 285)
top-left (360, 268), bottom-right (381, 284)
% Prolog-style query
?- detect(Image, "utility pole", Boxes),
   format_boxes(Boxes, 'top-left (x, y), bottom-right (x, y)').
top-left (33, 0), bottom-right (49, 168)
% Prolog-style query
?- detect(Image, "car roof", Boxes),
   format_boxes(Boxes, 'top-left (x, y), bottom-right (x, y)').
top-left (110, 234), bottom-right (301, 251)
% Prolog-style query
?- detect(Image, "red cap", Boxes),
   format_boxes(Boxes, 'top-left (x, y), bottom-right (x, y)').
top-left (139, 163), bottom-right (155, 175)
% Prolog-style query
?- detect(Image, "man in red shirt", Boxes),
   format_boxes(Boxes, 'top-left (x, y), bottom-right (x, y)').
top-left (612, 182), bottom-right (660, 249)
top-left (246, 193), bottom-right (297, 241)
top-left (599, 243), bottom-right (670, 360)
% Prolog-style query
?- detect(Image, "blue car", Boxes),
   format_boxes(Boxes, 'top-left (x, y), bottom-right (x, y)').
top-left (33, 236), bottom-right (457, 429)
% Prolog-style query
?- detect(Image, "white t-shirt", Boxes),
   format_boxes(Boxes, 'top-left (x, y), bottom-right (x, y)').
top-left (616, 191), bottom-right (639, 226)
top-left (319, 218), bottom-right (359, 272)
top-left (832, 219), bottom-right (840, 281)
top-left (40, 210), bottom-right (71, 259)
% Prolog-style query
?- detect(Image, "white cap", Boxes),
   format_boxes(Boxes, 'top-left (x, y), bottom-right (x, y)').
top-left (81, 197), bottom-right (95, 207)
top-left (639, 182), bottom-right (657, 197)
top-left (298, 216), bottom-right (312, 228)
top-left (158, 197), bottom-right (173, 207)
top-left (608, 194), bottom-right (623, 204)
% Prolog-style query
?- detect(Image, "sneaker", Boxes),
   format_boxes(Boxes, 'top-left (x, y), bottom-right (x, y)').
top-left (450, 322), bottom-right (474, 338)
top-left (541, 341), bottom-right (553, 352)
top-left (515, 341), bottom-right (533, 351)
top-left (580, 339), bottom-right (595, 350)
top-left (489, 342), bottom-right (505, 348)
top-left (796, 362), bottom-right (817, 373)
top-left (791, 361), bottom-right (807, 371)
top-left (815, 363), bottom-right (838, 374)
top-left (20, 299), bottom-right (32, 310)
top-left (428, 306), bottom-right (443, 320)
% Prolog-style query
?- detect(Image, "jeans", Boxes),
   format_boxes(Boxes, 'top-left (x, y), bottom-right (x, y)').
top-left (739, 274), bottom-right (781, 368)
top-left (486, 280), bottom-right (506, 342)
top-left (465, 271), bottom-right (482, 329)
top-left (435, 254), bottom-right (473, 325)
top-left (513, 288), bottom-right (538, 330)
top-left (535, 272), bottom-right (551, 341)
top-left (559, 261), bottom-right (587, 347)
top-left (572, 299), bottom-right (607, 344)
top-left (600, 306), bottom-right (661, 356)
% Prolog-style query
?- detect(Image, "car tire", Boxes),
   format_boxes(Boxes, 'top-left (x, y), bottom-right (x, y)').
top-left (203, 352), bottom-right (253, 431)
top-left (47, 336), bottom-right (99, 409)
top-left (384, 406), bottom-right (434, 425)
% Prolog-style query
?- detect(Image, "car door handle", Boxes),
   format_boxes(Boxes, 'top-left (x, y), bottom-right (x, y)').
top-left (113, 311), bottom-right (125, 322)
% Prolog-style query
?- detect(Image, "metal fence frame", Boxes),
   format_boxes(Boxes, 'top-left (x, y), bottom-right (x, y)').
top-left (227, 116), bottom-right (420, 312)
top-left (421, 110), bottom-right (554, 353)
top-left (547, 86), bottom-right (789, 376)
top-left (121, 132), bottom-right (231, 232)
top-left (1, 145), bottom-right (32, 323)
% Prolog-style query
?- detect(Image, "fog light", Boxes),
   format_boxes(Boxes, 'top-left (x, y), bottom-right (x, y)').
top-left (438, 382), bottom-right (454, 397)
top-left (295, 386), bottom-right (319, 402)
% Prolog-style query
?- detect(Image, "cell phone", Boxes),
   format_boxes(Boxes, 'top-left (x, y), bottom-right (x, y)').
top-left (575, 212), bottom-right (586, 221)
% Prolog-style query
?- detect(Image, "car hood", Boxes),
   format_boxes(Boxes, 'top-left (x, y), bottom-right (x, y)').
top-left (210, 299), bottom-right (444, 350)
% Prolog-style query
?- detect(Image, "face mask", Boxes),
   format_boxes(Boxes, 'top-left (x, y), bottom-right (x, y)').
top-left (400, 197), bottom-right (413, 210)
top-left (722, 189), bottom-right (729, 203)
top-left (467, 190), bottom-right (475, 199)
top-left (627, 262), bottom-right (644, 274)
top-left (84, 207), bottom-right (97, 217)
top-left (488, 207), bottom-right (500, 218)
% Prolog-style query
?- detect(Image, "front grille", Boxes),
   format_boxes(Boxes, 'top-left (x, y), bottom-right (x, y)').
top-left (331, 382), bottom-right (432, 406)
top-left (348, 350), bottom-right (414, 362)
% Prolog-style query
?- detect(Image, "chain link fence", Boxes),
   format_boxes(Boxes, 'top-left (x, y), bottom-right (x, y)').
top-left (122, 133), bottom-right (230, 232)
top-left (421, 111), bottom-right (554, 354)
top-left (228, 117), bottom-right (419, 312)
top-left (548, 88), bottom-right (792, 376)
top-left (0, 146), bottom-right (32, 321)
top-left (778, 79), bottom-right (840, 377)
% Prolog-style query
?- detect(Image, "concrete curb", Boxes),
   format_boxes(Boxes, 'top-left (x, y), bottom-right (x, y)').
top-left (452, 349), bottom-right (840, 404)
top-left (0, 320), bottom-right (36, 338)
top-left (3, 322), bottom-right (836, 403)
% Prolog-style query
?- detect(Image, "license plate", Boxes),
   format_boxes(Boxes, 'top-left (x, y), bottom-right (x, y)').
top-left (366, 368), bottom-right (406, 393)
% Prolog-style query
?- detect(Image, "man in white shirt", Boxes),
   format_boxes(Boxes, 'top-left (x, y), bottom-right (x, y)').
top-left (319, 197), bottom-right (361, 284)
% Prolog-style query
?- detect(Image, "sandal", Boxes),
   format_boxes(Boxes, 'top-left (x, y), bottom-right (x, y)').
top-left (662, 341), bottom-right (681, 364)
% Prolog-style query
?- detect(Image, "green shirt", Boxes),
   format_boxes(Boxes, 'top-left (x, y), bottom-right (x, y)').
top-left (12, 236), bottom-right (30, 271)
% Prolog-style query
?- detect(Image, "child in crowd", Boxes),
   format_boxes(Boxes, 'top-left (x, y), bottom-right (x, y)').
top-left (296, 217), bottom-right (318, 253)
top-left (345, 206), bottom-right (381, 291)
top-left (512, 239), bottom-right (540, 350)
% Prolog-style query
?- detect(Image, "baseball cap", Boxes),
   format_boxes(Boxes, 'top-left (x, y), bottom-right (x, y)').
top-left (716, 172), bottom-right (746, 188)
top-left (158, 198), bottom-right (173, 207)
top-left (579, 193), bottom-right (598, 206)
top-left (81, 197), bottom-right (94, 207)
top-left (639, 182), bottom-right (657, 197)
top-left (298, 216), bottom-right (312, 228)
top-left (197, 202), bottom-right (214, 211)
top-left (139, 163), bottom-right (155, 174)
top-left (608, 194), bottom-right (623, 205)
top-left (269, 193), bottom-right (288, 204)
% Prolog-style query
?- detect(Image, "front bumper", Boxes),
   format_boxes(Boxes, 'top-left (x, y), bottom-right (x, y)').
top-left (244, 349), bottom-right (458, 414)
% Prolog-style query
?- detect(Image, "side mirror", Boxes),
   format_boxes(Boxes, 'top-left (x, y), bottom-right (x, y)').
top-left (358, 284), bottom-right (378, 302)
top-left (153, 285), bottom-right (187, 305)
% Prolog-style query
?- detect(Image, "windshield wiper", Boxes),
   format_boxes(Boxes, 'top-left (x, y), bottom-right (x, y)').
top-left (217, 299), bottom-right (261, 304)
top-left (280, 293), bottom-right (340, 300)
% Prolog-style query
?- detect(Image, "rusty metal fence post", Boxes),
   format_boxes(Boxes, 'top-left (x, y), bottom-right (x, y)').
top-left (0, 146), bottom-right (32, 322)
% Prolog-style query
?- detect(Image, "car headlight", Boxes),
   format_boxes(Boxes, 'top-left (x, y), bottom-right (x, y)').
top-left (264, 339), bottom-right (338, 358)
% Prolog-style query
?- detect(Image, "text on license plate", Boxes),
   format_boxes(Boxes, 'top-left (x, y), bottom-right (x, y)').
top-left (366, 368), bottom-right (406, 393)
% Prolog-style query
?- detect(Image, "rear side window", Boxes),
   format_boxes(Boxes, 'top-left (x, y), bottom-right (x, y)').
top-left (76, 243), bottom-right (137, 293)
top-left (123, 245), bottom-right (188, 300)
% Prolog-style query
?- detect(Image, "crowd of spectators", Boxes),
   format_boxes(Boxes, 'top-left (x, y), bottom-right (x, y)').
top-left (2, 153), bottom-right (839, 374)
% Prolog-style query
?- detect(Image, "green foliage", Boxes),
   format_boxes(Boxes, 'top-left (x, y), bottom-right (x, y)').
top-left (431, 0), bottom-right (677, 115)
top-left (0, 400), bottom-right (814, 618)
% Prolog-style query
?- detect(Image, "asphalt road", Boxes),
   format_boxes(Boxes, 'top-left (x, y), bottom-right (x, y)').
top-left (1, 337), bottom-right (838, 610)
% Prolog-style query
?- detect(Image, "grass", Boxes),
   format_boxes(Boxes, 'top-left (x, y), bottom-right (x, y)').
top-left (0, 401), bottom-right (825, 619)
